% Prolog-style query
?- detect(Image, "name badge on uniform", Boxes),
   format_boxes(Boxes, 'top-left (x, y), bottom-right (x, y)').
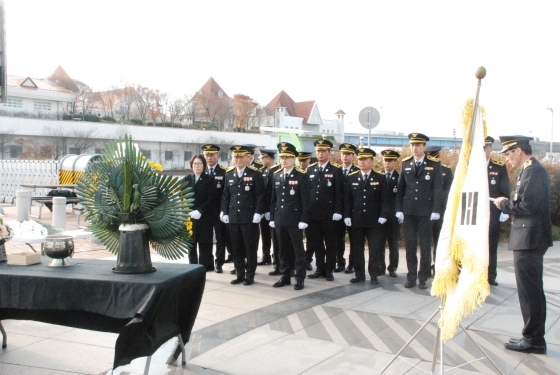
top-left (425, 175), bottom-right (431, 180)
top-left (352, 183), bottom-right (359, 185)
top-left (243, 177), bottom-right (253, 181)
top-left (370, 182), bottom-right (379, 185)
top-left (215, 176), bottom-right (223, 180)
top-left (275, 181), bottom-right (281, 186)
top-left (324, 174), bottom-right (333, 178)
top-left (309, 175), bottom-right (315, 178)
top-left (245, 185), bottom-right (250, 191)
top-left (491, 179), bottom-right (496, 185)
top-left (289, 180), bottom-right (298, 185)
top-left (425, 167), bottom-right (434, 170)
top-left (405, 168), bottom-right (411, 171)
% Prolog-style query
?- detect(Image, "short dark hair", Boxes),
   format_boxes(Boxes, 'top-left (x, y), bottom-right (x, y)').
top-left (190, 154), bottom-right (207, 169)
top-left (518, 144), bottom-right (532, 155)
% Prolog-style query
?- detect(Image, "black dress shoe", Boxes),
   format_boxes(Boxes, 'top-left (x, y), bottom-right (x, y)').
top-left (308, 272), bottom-right (325, 279)
top-left (229, 269), bottom-right (237, 275)
top-left (243, 278), bottom-right (254, 286)
top-left (404, 280), bottom-right (416, 288)
top-left (344, 266), bottom-right (354, 274)
top-left (231, 277), bottom-right (245, 285)
top-left (371, 276), bottom-right (379, 285)
top-left (224, 257), bottom-right (233, 263)
top-left (504, 339), bottom-right (546, 354)
top-left (325, 273), bottom-right (335, 281)
top-left (509, 337), bottom-right (523, 344)
top-left (350, 276), bottom-right (366, 283)
top-left (257, 256), bottom-right (272, 266)
top-left (389, 271), bottom-right (397, 278)
top-left (488, 279), bottom-right (498, 286)
top-left (215, 266), bottom-right (223, 274)
top-left (334, 264), bottom-right (345, 273)
top-left (273, 277), bottom-right (291, 288)
top-left (306, 263), bottom-right (313, 271)
top-left (268, 269), bottom-right (281, 276)
top-left (294, 279), bottom-right (304, 290)
top-left (419, 281), bottom-right (427, 290)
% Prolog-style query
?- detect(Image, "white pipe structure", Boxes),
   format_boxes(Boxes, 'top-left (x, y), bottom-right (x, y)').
top-left (52, 197), bottom-right (66, 230)
top-left (15, 190), bottom-right (30, 222)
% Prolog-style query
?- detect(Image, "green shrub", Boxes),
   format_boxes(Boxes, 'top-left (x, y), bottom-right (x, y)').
top-left (83, 114), bottom-right (100, 122)
top-left (102, 116), bottom-right (116, 123)
top-left (130, 118), bottom-right (143, 125)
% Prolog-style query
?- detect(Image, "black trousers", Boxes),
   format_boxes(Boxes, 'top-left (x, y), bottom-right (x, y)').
top-left (334, 220), bottom-right (352, 267)
top-left (189, 242), bottom-right (214, 271)
top-left (514, 247), bottom-right (548, 345)
top-left (229, 223), bottom-right (259, 279)
top-left (488, 210), bottom-right (501, 281)
top-left (276, 226), bottom-right (306, 280)
top-left (351, 225), bottom-right (384, 278)
top-left (308, 219), bottom-right (336, 273)
top-left (305, 228), bottom-right (314, 264)
top-left (213, 215), bottom-right (231, 267)
top-left (403, 215), bottom-right (432, 282)
top-left (260, 217), bottom-right (272, 257)
top-left (380, 217), bottom-right (400, 273)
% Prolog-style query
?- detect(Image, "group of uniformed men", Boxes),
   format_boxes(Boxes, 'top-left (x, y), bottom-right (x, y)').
top-left (197, 132), bottom-right (510, 291)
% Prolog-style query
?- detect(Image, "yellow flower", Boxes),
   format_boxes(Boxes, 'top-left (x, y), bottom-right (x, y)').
top-left (148, 161), bottom-right (163, 172)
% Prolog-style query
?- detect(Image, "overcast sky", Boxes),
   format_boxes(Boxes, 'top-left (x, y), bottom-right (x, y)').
top-left (4, 0), bottom-right (560, 141)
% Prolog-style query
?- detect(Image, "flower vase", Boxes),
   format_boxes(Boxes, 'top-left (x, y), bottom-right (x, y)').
top-left (112, 223), bottom-right (155, 274)
top-left (0, 242), bottom-right (6, 262)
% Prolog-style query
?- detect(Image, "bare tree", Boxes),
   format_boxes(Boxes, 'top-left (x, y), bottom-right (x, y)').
top-left (168, 96), bottom-right (187, 125)
top-left (247, 105), bottom-right (267, 131)
top-left (98, 86), bottom-right (121, 118)
top-left (184, 94), bottom-right (199, 126)
top-left (134, 84), bottom-right (153, 122)
top-left (42, 126), bottom-right (68, 160)
top-left (117, 81), bottom-right (136, 121)
top-left (233, 94), bottom-right (258, 132)
top-left (0, 127), bottom-right (16, 159)
top-left (74, 80), bottom-right (98, 120)
top-left (69, 128), bottom-right (101, 154)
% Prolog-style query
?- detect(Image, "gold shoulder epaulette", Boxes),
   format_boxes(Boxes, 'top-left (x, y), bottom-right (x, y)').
top-left (375, 170), bottom-right (385, 176)
top-left (523, 159), bottom-right (533, 169)
top-left (348, 170), bottom-right (360, 176)
top-left (491, 159), bottom-right (505, 166)
top-left (295, 167), bottom-right (306, 174)
top-left (218, 164), bottom-right (227, 170)
top-left (402, 155), bottom-right (413, 162)
top-left (309, 162), bottom-right (318, 167)
top-left (247, 165), bottom-right (259, 171)
top-left (427, 155), bottom-right (440, 162)
top-left (226, 166), bottom-right (236, 172)
top-left (274, 168), bottom-right (283, 174)
top-left (442, 163), bottom-right (450, 168)
top-left (330, 162), bottom-right (341, 168)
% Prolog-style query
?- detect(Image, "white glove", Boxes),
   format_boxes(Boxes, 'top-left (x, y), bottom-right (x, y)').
top-left (499, 213), bottom-right (509, 222)
top-left (430, 213), bottom-right (440, 221)
top-left (189, 210), bottom-right (202, 220)
top-left (269, 221), bottom-right (275, 228)
top-left (332, 213), bottom-right (342, 221)
top-left (264, 212), bottom-right (271, 221)
top-left (298, 222), bottom-right (308, 229)
top-left (344, 218), bottom-right (352, 226)
top-left (220, 211), bottom-right (224, 220)
top-left (396, 212), bottom-right (404, 224)
top-left (378, 218), bottom-right (387, 224)
top-left (253, 213), bottom-right (262, 224)
top-left (221, 215), bottom-right (229, 224)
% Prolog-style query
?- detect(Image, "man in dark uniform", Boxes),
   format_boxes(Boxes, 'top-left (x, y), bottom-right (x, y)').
top-left (269, 142), bottom-right (310, 290)
top-left (379, 149), bottom-right (401, 277)
top-left (495, 136), bottom-right (552, 354)
top-left (344, 148), bottom-right (389, 284)
top-left (425, 145), bottom-right (454, 276)
top-left (334, 143), bottom-right (359, 273)
top-left (258, 149), bottom-right (281, 267)
top-left (244, 144), bottom-right (264, 169)
top-left (307, 139), bottom-right (344, 281)
top-left (221, 145), bottom-right (265, 286)
top-left (297, 151), bottom-right (314, 271)
top-left (202, 144), bottom-right (231, 273)
top-left (485, 136), bottom-right (510, 286)
top-left (396, 133), bottom-right (443, 290)
top-left (298, 151), bottom-right (312, 171)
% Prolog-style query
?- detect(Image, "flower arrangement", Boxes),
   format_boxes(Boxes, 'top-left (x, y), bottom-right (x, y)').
top-left (75, 135), bottom-right (194, 259)
top-left (0, 214), bottom-right (14, 245)
top-left (3, 219), bottom-right (47, 239)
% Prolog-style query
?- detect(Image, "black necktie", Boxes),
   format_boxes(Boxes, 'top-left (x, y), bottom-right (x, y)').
top-left (210, 167), bottom-right (214, 176)
top-left (386, 172), bottom-right (391, 181)
top-left (343, 168), bottom-right (347, 177)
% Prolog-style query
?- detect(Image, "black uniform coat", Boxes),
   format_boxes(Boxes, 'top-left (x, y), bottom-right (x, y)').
top-left (500, 157), bottom-right (553, 251)
top-left (307, 161), bottom-right (344, 219)
top-left (385, 169), bottom-right (399, 217)
top-left (261, 164), bottom-right (282, 212)
top-left (396, 155), bottom-right (443, 216)
top-left (441, 164), bottom-right (454, 209)
top-left (207, 164), bottom-right (228, 216)
top-left (184, 174), bottom-right (216, 243)
top-left (488, 159), bottom-right (509, 218)
top-left (344, 170), bottom-right (389, 226)
top-left (221, 166), bottom-right (265, 224)
top-left (270, 167), bottom-right (310, 228)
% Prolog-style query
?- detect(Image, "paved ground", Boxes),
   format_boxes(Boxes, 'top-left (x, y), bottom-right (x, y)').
top-left (1, 204), bottom-right (560, 375)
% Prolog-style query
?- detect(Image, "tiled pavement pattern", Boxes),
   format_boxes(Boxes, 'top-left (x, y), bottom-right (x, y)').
top-left (1, 205), bottom-right (560, 374)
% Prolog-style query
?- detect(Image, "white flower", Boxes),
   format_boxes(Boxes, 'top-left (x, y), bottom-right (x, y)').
top-left (5, 220), bottom-right (48, 238)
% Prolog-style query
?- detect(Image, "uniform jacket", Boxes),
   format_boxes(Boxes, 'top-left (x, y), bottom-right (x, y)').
top-left (501, 157), bottom-right (552, 251)
top-left (487, 159), bottom-right (509, 218)
top-left (384, 169), bottom-right (399, 216)
top-left (270, 167), bottom-right (310, 228)
top-left (261, 163), bottom-right (282, 214)
top-left (344, 170), bottom-right (389, 227)
top-left (206, 163), bottom-right (228, 216)
top-left (441, 164), bottom-right (454, 211)
top-left (221, 165), bottom-right (264, 224)
top-left (396, 155), bottom-right (443, 216)
top-left (184, 173), bottom-right (216, 243)
top-left (307, 161), bottom-right (344, 219)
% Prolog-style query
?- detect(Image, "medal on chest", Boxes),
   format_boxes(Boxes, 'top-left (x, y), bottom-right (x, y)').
top-left (491, 179), bottom-right (496, 185)
top-left (425, 175), bottom-right (430, 180)
top-left (290, 188), bottom-right (295, 195)
top-left (327, 180), bottom-right (332, 186)
top-left (245, 185), bottom-right (250, 191)
top-left (217, 183), bottom-right (221, 188)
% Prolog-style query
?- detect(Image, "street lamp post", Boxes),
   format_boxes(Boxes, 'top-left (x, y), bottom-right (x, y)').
top-left (547, 108), bottom-right (554, 153)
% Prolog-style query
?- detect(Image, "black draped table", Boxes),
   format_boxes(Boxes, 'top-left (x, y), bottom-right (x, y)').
top-left (0, 258), bottom-right (205, 369)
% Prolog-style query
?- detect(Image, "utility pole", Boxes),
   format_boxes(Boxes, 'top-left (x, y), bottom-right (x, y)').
top-left (0, 0), bottom-right (7, 104)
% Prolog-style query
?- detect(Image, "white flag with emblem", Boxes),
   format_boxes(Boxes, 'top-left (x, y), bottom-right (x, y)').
top-left (431, 101), bottom-right (490, 341)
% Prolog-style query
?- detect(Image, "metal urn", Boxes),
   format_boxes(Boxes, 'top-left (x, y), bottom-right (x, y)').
top-left (44, 235), bottom-right (75, 267)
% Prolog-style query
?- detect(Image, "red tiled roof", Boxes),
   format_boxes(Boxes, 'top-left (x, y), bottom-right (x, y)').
top-left (294, 101), bottom-right (315, 124)
top-left (7, 75), bottom-right (75, 94)
top-left (49, 65), bottom-right (72, 83)
top-left (198, 77), bottom-right (229, 99)
top-left (335, 109), bottom-right (346, 115)
top-left (265, 91), bottom-right (317, 123)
